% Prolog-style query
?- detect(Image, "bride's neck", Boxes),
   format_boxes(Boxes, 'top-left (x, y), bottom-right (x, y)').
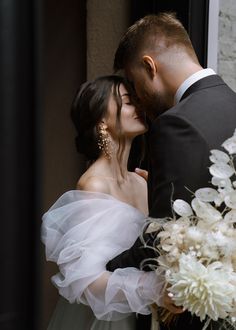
top-left (95, 140), bottom-right (132, 181)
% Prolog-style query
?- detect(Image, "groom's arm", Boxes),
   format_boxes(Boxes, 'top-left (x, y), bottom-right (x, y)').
top-left (148, 114), bottom-right (210, 218)
top-left (107, 114), bottom-right (210, 272)
top-left (107, 232), bottom-right (158, 271)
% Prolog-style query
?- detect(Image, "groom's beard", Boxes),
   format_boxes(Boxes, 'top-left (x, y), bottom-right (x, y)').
top-left (140, 92), bottom-right (173, 121)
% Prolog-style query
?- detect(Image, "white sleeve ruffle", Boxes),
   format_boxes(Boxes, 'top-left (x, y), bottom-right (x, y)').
top-left (41, 190), bottom-right (165, 321)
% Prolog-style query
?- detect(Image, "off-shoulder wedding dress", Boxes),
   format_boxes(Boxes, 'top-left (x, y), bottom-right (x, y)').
top-left (42, 190), bottom-right (164, 329)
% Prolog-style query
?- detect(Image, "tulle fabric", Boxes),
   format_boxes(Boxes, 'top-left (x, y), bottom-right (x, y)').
top-left (47, 297), bottom-right (136, 330)
top-left (42, 190), bottom-right (165, 321)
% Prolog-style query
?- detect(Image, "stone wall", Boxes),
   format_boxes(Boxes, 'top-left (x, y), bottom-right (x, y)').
top-left (218, 0), bottom-right (236, 91)
top-left (87, 0), bottom-right (131, 79)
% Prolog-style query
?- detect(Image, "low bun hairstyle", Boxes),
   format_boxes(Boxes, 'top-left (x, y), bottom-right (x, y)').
top-left (71, 75), bottom-right (130, 161)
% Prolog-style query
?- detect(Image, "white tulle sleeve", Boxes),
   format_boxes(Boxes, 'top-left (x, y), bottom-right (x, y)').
top-left (41, 190), bottom-right (165, 321)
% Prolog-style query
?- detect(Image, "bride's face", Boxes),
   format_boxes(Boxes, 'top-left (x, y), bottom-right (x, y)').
top-left (105, 83), bottom-right (148, 139)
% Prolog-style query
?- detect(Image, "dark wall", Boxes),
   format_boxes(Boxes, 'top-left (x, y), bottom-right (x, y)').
top-left (0, 1), bottom-right (41, 329)
top-left (41, 1), bottom-right (86, 329)
top-left (0, 0), bottom-right (86, 329)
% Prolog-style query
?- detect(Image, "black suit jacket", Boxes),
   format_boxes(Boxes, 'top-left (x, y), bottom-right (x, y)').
top-left (107, 75), bottom-right (236, 330)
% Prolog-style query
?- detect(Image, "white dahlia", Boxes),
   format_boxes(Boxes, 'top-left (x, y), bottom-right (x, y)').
top-left (166, 254), bottom-right (235, 321)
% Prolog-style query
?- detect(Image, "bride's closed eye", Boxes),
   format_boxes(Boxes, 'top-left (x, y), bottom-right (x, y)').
top-left (121, 94), bottom-right (132, 105)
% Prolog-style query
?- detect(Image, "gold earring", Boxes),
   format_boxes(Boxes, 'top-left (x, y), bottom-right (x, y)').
top-left (98, 124), bottom-right (112, 159)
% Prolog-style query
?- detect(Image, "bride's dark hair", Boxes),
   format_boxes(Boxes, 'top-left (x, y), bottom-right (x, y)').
top-left (71, 75), bottom-right (131, 162)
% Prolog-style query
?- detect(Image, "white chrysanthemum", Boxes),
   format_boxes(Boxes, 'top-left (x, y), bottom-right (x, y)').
top-left (167, 254), bottom-right (235, 321)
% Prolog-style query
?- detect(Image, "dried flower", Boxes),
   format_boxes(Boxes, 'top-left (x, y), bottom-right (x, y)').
top-left (149, 130), bottom-right (236, 329)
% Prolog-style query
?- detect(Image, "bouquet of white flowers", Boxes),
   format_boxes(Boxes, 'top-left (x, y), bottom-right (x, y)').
top-left (146, 129), bottom-right (236, 330)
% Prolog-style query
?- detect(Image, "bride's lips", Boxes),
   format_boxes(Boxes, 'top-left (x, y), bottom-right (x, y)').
top-left (134, 115), bottom-right (145, 122)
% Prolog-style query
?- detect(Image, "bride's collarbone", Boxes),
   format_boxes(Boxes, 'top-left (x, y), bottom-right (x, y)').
top-left (78, 171), bottom-right (146, 212)
top-left (108, 176), bottom-right (145, 208)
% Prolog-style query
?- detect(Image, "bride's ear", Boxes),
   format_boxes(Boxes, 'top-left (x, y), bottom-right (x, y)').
top-left (142, 55), bottom-right (157, 79)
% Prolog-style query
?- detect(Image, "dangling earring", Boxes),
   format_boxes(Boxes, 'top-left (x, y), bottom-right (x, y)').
top-left (98, 124), bottom-right (112, 159)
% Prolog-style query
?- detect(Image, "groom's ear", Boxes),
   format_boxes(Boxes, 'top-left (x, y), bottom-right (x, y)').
top-left (142, 55), bottom-right (157, 79)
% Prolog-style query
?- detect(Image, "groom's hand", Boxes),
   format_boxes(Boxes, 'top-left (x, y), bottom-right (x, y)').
top-left (162, 290), bottom-right (184, 314)
top-left (135, 168), bottom-right (148, 181)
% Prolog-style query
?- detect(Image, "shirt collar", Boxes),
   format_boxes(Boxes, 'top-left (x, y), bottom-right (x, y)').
top-left (174, 68), bottom-right (216, 104)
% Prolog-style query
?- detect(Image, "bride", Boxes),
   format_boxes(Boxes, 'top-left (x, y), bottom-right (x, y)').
top-left (42, 75), bottom-right (166, 330)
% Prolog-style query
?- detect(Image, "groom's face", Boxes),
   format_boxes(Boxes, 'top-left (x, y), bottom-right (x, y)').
top-left (124, 62), bottom-right (171, 120)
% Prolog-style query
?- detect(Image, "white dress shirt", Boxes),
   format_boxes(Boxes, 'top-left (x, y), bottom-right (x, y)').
top-left (174, 68), bottom-right (216, 104)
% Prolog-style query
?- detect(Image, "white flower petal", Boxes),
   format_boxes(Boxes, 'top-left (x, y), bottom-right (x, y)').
top-left (186, 227), bottom-right (203, 243)
top-left (173, 199), bottom-right (193, 217)
top-left (224, 210), bottom-right (236, 223)
top-left (224, 191), bottom-right (236, 209)
top-left (158, 231), bottom-right (171, 239)
top-left (209, 163), bottom-right (234, 179)
top-left (145, 222), bottom-right (162, 233)
top-left (195, 188), bottom-right (219, 202)
top-left (214, 195), bottom-right (224, 207)
top-left (209, 149), bottom-right (230, 164)
top-left (162, 244), bottom-right (172, 252)
top-left (211, 176), bottom-right (232, 188)
top-left (208, 261), bottom-right (223, 270)
top-left (191, 198), bottom-right (222, 222)
top-left (222, 137), bottom-right (236, 155)
top-left (167, 254), bottom-right (236, 321)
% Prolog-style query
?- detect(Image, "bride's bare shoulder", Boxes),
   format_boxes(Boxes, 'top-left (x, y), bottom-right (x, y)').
top-left (76, 173), bottom-right (110, 194)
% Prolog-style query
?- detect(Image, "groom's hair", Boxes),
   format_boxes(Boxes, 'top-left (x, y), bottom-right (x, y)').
top-left (114, 12), bottom-right (198, 71)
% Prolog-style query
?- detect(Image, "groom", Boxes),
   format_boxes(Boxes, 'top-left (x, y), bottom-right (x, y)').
top-left (107, 12), bottom-right (236, 330)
